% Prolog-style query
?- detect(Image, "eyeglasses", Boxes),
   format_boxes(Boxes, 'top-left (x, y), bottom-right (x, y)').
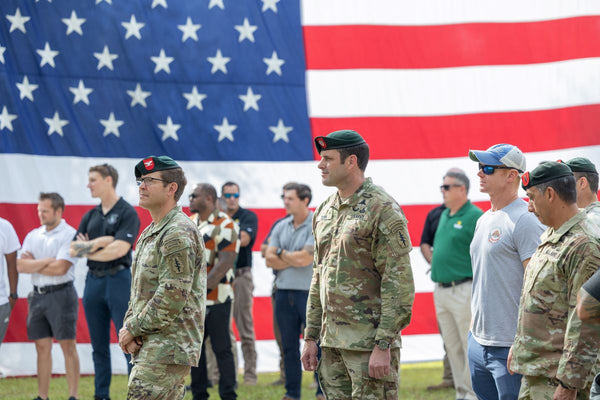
top-left (188, 193), bottom-right (198, 200)
top-left (223, 193), bottom-right (240, 199)
top-left (136, 177), bottom-right (169, 186)
top-left (440, 184), bottom-right (463, 191)
top-left (479, 163), bottom-right (513, 175)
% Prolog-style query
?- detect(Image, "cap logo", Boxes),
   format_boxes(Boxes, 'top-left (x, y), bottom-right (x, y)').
top-left (143, 157), bottom-right (155, 170)
top-left (556, 159), bottom-right (563, 163)
top-left (317, 138), bottom-right (327, 149)
top-left (522, 171), bottom-right (530, 187)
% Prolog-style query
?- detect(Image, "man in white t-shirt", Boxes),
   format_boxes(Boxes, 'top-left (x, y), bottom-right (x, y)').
top-left (17, 193), bottom-right (79, 400)
top-left (0, 217), bottom-right (19, 347)
top-left (467, 144), bottom-right (545, 400)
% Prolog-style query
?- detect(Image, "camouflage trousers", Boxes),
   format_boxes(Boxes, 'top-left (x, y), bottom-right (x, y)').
top-left (127, 362), bottom-right (190, 400)
top-left (518, 376), bottom-right (591, 400)
top-left (317, 346), bottom-right (400, 400)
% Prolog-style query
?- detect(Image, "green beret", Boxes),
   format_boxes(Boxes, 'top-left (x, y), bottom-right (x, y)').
top-left (135, 155), bottom-right (180, 178)
top-left (521, 161), bottom-right (574, 190)
top-left (314, 129), bottom-right (366, 154)
top-left (565, 157), bottom-right (597, 174)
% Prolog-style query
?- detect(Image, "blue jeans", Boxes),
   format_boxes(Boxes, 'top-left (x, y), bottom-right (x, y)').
top-left (467, 332), bottom-right (521, 400)
top-left (83, 268), bottom-right (132, 399)
top-left (275, 289), bottom-right (323, 400)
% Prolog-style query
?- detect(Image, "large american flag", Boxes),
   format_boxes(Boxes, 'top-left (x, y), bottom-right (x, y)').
top-left (1, 0), bottom-right (599, 376)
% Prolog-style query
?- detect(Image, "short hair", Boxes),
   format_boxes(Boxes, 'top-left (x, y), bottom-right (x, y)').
top-left (535, 175), bottom-right (577, 204)
top-left (445, 171), bottom-right (470, 192)
top-left (39, 192), bottom-right (65, 211)
top-left (89, 164), bottom-right (119, 188)
top-left (197, 183), bottom-right (218, 203)
top-left (159, 168), bottom-right (187, 202)
top-left (283, 182), bottom-right (312, 205)
top-left (221, 181), bottom-right (239, 195)
top-left (574, 171), bottom-right (599, 194)
top-left (337, 143), bottom-right (370, 172)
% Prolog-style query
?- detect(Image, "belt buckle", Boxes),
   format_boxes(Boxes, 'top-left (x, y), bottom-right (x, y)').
top-left (35, 286), bottom-right (44, 294)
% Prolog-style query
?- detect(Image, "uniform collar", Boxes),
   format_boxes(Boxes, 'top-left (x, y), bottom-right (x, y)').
top-left (147, 206), bottom-right (181, 234)
top-left (334, 177), bottom-right (373, 208)
top-left (585, 201), bottom-right (600, 212)
top-left (540, 210), bottom-right (586, 245)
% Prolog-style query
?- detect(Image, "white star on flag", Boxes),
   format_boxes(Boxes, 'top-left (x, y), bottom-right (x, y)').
top-left (96, 0), bottom-right (112, 4)
top-left (158, 116), bottom-right (180, 141)
top-left (100, 112), bottom-right (124, 137)
top-left (238, 87), bottom-right (261, 111)
top-left (207, 49), bottom-right (230, 74)
top-left (151, 49), bottom-right (174, 74)
top-left (261, 0), bottom-right (280, 13)
top-left (208, 0), bottom-right (224, 10)
top-left (0, 45), bottom-right (6, 64)
top-left (269, 119), bottom-right (293, 143)
top-left (69, 80), bottom-right (94, 105)
top-left (263, 51), bottom-right (285, 76)
top-left (62, 10), bottom-right (86, 36)
top-left (37, 42), bottom-right (59, 68)
top-left (183, 86), bottom-right (207, 110)
top-left (213, 117), bottom-right (237, 142)
top-left (234, 18), bottom-right (257, 43)
top-left (6, 8), bottom-right (30, 34)
top-left (178, 17), bottom-right (201, 42)
top-left (94, 45), bottom-right (118, 71)
top-left (126, 83), bottom-right (151, 108)
top-left (0, 106), bottom-right (18, 132)
top-left (152, 0), bottom-right (168, 9)
top-left (16, 76), bottom-right (38, 102)
top-left (44, 111), bottom-right (69, 137)
top-left (122, 15), bottom-right (145, 40)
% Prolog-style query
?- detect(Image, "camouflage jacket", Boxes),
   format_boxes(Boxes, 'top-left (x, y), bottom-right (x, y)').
top-left (510, 211), bottom-right (600, 389)
top-left (304, 178), bottom-right (415, 350)
top-left (124, 206), bottom-right (207, 366)
top-left (586, 201), bottom-right (600, 229)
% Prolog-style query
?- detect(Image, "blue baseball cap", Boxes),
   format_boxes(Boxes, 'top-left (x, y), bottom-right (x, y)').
top-left (468, 144), bottom-right (526, 173)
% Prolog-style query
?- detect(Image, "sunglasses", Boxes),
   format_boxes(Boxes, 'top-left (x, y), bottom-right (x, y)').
top-left (136, 177), bottom-right (169, 186)
top-left (478, 163), bottom-right (513, 175)
top-left (440, 184), bottom-right (463, 191)
top-left (223, 193), bottom-right (240, 199)
top-left (188, 193), bottom-right (198, 200)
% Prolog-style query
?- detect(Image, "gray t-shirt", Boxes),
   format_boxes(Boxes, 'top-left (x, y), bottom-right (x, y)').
top-left (269, 211), bottom-right (314, 291)
top-left (470, 198), bottom-right (545, 347)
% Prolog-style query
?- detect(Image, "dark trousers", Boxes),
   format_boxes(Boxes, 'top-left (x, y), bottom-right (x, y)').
top-left (276, 289), bottom-right (323, 399)
top-left (82, 268), bottom-right (132, 398)
top-left (191, 300), bottom-right (237, 400)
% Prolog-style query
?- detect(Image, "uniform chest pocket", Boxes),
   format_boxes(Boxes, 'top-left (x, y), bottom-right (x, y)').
top-left (523, 255), bottom-right (557, 295)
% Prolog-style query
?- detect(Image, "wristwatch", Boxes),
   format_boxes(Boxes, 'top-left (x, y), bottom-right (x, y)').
top-left (376, 339), bottom-right (390, 350)
top-left (9, 293), bottom-right (18, 300)
top-left (276, 248), bottom-right (284, 257)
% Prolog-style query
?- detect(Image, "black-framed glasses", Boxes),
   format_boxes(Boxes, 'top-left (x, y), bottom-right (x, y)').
top-left (223, 193), bottom-right (240, 199)
top-left (136, 177), bottom-right (169, 186)
top-left (479, 163), bottom-right (512, 175)
top-left (440, 184), bottom-right (463, 191)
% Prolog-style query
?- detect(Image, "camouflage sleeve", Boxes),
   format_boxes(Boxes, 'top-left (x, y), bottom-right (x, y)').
top-left (304, 209), bottom-right (323, 341)
top-left (557, 241), bottom-right (600, 389)
top-left (127, 231), bottom-right (196, 337)
top-left (374, 207), bottom-right (415, 343)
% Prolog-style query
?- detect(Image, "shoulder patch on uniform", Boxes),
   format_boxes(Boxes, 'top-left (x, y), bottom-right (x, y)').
top-left (161, 235), bottom-right (190, 257)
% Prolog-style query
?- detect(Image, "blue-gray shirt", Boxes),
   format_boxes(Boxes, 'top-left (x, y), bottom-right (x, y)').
top-left (269, 211), bottom-right (314, 291)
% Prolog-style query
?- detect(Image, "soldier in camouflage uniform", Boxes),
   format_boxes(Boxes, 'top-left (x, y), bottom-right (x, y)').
top-left (577, 267), bottom-right (600, 400)
top-left (565, 157), bottom-right (600, 228)
top-left (508, 161), bottom-right (600, 400)
top-left (301, 130), bottom-right (415, 400)
top-left (118, 156), bottom-right (206, 400)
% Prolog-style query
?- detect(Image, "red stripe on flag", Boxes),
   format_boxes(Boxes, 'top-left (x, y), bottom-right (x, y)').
top-left (5, 293), bottom-right (439, 343)
top-left (304, 17), bottom-right (600, 70)
top-left (310, 105), bottom-right (600, 160)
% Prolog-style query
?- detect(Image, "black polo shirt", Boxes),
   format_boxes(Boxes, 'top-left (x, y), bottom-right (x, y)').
top-left (76, 197), bottom-right (140, 271)
top-left (420, 204), bottom-right (446, 246)
top-left (232, 207), bottom-right (258, 270)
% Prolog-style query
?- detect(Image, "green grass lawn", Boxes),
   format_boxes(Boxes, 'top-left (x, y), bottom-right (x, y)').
top-left (0, 361), bottom-right (454, 400)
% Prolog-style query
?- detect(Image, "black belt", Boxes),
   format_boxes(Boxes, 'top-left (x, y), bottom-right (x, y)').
top-left (89, 265), bottom-right (127, 278)
top-left (33, 281), bottom-right (72, 295)
top-left (439, 277), bottom-right (472, 288)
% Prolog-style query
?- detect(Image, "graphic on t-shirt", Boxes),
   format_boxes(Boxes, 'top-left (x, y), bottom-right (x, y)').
top-left (488, 227), bottom-right (502, 243)
top-left (453, 220), bottom-right (463, 229)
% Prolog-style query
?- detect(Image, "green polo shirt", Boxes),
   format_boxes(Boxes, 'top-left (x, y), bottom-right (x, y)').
top-left (431, 200), bottom-right (483, 284)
